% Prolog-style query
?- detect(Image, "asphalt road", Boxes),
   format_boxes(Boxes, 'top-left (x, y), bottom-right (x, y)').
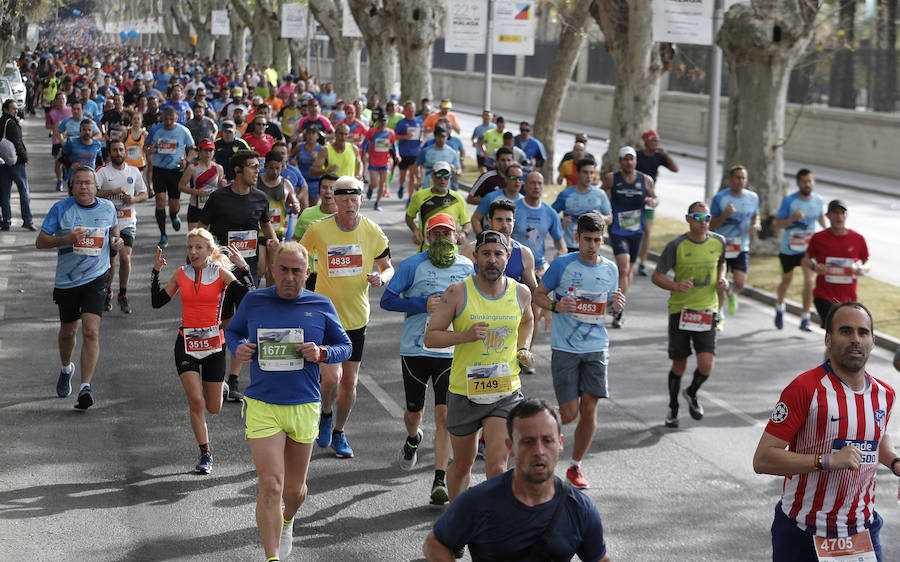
top-left (2, 116), bottom-right (900, 561)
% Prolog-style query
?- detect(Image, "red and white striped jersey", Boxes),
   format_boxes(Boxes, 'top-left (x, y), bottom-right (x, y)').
top-left (764, 362), bottom-right (895, 537)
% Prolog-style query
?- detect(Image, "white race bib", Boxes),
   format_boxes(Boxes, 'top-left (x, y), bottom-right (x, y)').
top-left (116, 208), bottom-right (133, 219)
top-left (183, 326), bottom-right (221, 359)
top-left (571, 290), bottom-right (607, 325)
top-left (465, 363), bottom-right (513, 405)
top-left (228, 230), bottom-right (257, 258)
top-left (126, 145), bottom-right (142, 160)
top-left (679, 308), bottom-right (714, 332)
top-left (157, 139), bottom-right (177, 155)
top-left (374, 137), bottom-right (391, 153)
top-left (326, 244), bottom-right (363, 277)
top-left (268, 206), bottom-right (282, 226)
top-left (824, 257), bottom-right (854, 284)
top-left (257, 328), bottom-right (305, 371)
top-left (813, 531), bottom-right (876, 562)
top-left (617, 209), bottom-right (641, 232)
top-left (789, 229), bottom-right (811, 252)
top-left (725, 237), bottom-right (742, 259)
top-left (73, 226), bottom-right (106, 256)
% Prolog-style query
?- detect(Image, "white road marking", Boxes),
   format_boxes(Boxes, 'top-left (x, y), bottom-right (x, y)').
top-left (0, 235), bottom-right (14, 245)
top-left (0, 254), bottom-right (10, 264)
top-left (0, 304), bottom-right (5, 319)
top-left (699, 389), bottom-right (766, 428)
top-left (358, 372), bottom-right (404, 419)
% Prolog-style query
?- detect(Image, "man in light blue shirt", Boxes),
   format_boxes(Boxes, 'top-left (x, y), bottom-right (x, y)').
top-left (709, 165), bottom-right (760, 325)
top-left (551, 159), bottom-right (612, 251)
top-left (773, 168), bottom-right (825, 331)
top-left (416, 126), bottom-right (460, 190)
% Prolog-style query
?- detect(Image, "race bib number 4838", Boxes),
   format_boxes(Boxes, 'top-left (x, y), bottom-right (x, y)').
top-left (326, 244), bottom-right (363, 277)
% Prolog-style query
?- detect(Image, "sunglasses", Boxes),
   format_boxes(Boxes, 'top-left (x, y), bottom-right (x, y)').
top-left (507, 174), bottom-right (525, 181)
top-left (521, 128), bottom-right (531, 133)
top-left (244, 162), bottom-right (260, 169)
top-left (433, 171), bottom-right (451, 179)
top-left (690, 213), bottom-right (711, 222)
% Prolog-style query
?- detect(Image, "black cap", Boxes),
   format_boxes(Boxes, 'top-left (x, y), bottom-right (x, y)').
top-left (828, 199), bottom-right (848, 212)
top-left (475, 230), bottom-right (510, 251)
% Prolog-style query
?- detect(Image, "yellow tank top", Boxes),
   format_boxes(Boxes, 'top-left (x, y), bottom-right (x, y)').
top-left (449, 275), bottom-right (522, 398)
top-left (325, 142), bottom-right (356, 178)
top-left (124, 130), bottom-right (146, 168)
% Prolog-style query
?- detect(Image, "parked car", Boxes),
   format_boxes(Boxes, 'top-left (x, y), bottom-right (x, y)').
top-left (3, 64), bottom-right (26, 114)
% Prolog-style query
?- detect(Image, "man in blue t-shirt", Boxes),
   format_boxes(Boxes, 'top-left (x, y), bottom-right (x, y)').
top-left (471, 109), bottom-right (496, 173)
top-left (36, 166), bottom-right (124, 412)
top-left (226, 242), bottom-right (351, 562)
top-left (393, 101), bottom-right (424, 198)
top-left (534, 213), bottom-right (624, 490)
top-left (709, 165), bottom-right (760, 326)
top-left (552, 159), bottom-right (612, 252)
top-left (416, 126), bottom-right (460, 190)
top-left (424, 399), bottom-right (609, 562)
top-left (773, 168), bottom-right (825, 332)
top-left (380, 214), bottom-right (473, 506)
top-left (61, 120), bottom-right (103, 179)
top-left (145, 106), bottom-right (196, 247)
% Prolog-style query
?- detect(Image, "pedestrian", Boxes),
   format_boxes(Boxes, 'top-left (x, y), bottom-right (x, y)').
top-left (0, 98), bottom-right (34, 231)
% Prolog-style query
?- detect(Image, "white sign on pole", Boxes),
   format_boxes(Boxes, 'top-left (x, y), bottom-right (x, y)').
top-left (652, 0), bottom-right (714, 46)
top-left (445, 0), bottom-right (487, 54)
top-left (341, 0), bottom-right (362, 38)
top-left (26, 24), bottom-right (39, 47)
top-left (211, 10), bottom-right (230, 36)
top-left (492, 0), bottom-right (534, 56)
top-left (281, 3), bottom-right (307, 39)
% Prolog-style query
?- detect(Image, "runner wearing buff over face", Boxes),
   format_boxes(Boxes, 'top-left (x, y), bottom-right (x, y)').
top-left (425, 230), bottom-right (535, 502)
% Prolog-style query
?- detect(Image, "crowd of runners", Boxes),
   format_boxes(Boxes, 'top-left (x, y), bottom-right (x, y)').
top-left (14, 40), bottom-right (900, 562)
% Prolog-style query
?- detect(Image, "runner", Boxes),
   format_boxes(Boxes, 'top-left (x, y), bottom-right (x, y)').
top-left (380, 214), bottom-right (474, 505)
top-left (466, 147), bottom-right (514, 206)
top-left (405, 162), bottom-right (470, 252)
top-left (552, 159), bottom-right (612, 253)
top-left (471, 109), bottom-right (496, 174)
top-left (709, 165), bottom-right (760, 329)
top-left (145, 106), bottom-right (195, 248)
top-left (95, 139), bottom-right (148, 314)
top-left (150, 229), bottom-right (253, 473)
top-left (36, 166), bottom-right (124, 411)
top-left (213, 120), bottom-right (251, 182)
top-left (294, 126), bottom-right (322, 206)
top-left (362, 109), bottom-right (398, 211)
top-left (635, 130), bottom-right (678, 276)
top-left (271, 141), bottom-right (308, 210)
top-left (310, 123), bottom-right (360, 182)
top-left (291, 174), bottom-right (338, 291)
top-left (256, 150), bottom-right (301, 286)
top-left (416, 126), bottom-right (460, 192)
top-left (45, 93), bottom-right (71, 191)
top-left (601, 146), bottom-right (658, 328)
top-left (651, 202), bottom-right (728, 429)
top-left (471, 163), bottom-right (525, 235)
top-left (773, 168), bottom-right (825, 331)
top-left (178, 139), bottom-right (224, 230)
top-left (393, 101), bottom-right (423, 200)
top-left (299, 176), bottom-right (394, 458)
top-left (533, 213), bottom-right (625, 489)
top-left (225, 241), bottom-right (351, 562)
top-left (424, 230), bottom-right (535, 501)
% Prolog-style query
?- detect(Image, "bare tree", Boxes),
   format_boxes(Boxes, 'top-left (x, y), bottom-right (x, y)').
top-left (189, 0), bottom-right (216, 60)
top-left (348, 0), bottom-right (397, 103)
top-left (309, 0), bottom-right (363, 100)
top-left (533, 0), bottom-right (594, 181)
top-left (828, 0), bottom-right (856, 109)
top-left (384, 0), bottom-right (444, 102)
top-left (718, 0), bottom-right (820, 242)
top-left (591, 0), bottom-right (674, 174)
top-left (872, 0), bottom-right (897, 111)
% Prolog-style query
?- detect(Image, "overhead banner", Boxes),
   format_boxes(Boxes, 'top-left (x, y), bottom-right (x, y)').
top-left (281, 3), bottom-right (307, 39)
top-left (445, 0), bottom-right (487, 54)
top-left (652, 0), bottom-right (714, 46)
top-left (341, 0), bottom-right (362, 38)
top-left (492, 0), bottom-right (534, 56)
top-left (211, 10), bottom-right (230, 36)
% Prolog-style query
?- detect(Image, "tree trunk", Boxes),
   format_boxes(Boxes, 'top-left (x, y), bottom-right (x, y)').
top-left (169, 3), bottom-right (193, 53)
top-left (718, 0), bottom-right (819, 249)
top-left (309, 0), bottom-right (362, 100)
top-left (288, 38), bottom-right (306, 76)
top-left (348, 0), bottom-right (397, 102)
top-left (228, 0), bottom-right (252, 67)
top-left (191, 0), bottom-right (216, 60)
top-left (385, 0), bottom-right (445, 102)
top-left (250, 0), bottom-right (276, 68)
top-left (534, 0), bottom-right (593, 182)
top-left (591, 0), bottom-right (674, 175)
top-left (828, 0), bottom-right (856, 109)
top-left (872, 0), bottom-right (897, 112)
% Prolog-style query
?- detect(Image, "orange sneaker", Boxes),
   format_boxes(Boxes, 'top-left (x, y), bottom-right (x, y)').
top-left (566, 464), bottom-right (589, 489)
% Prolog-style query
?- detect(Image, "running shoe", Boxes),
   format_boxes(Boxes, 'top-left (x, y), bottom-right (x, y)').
top-left (171, 216), bottom-right (181, 232)
top-left (397, 185), bottom-right (404, 199)
top-left (774, 308), bottom-right (784, 330)
top-left (366, 186), bottom-right (373, 200)
top-left (727, 293), bottom-right (738, 315)
top-left (566, 465), bottom-right (589, 489)
top-left (373, 203), bottom-right (382, 211)
top-left (194, 452), bottom-right (212, 474)
top-left (56, 362), bottom-right (74, 397)
top-left (316, 414), bottom-right (333, 448)
top-left (55, 180), bottom-right (64, 192)
top-left (332, 431), bottom-right (354, 458)
top-left (683, 388), bottom-right (704, 420)
top-left (382, 188), bottom-right (390, 198)
top-left (799, 317), bottom-right (812, 332)
top-left (74, 385), bottom-right (94, 411)
top-left (104, 289), bottom-right (113, 312)
top-left (637, 263), bottom-right (648, 276)
top-left (23, 223), bottom-right (36, 231)
top-left (398, 428), bottom-right (423, 471)
top-left (476, 435), bottom-right (485, 459)
top-left (158, 235), bottom-right (168, 248)
top-left (665, 407), bottom-right (679, 428)
top-left (716, 315), bottom-right (724, 331)
top-left (227, 378), bottom-right (243, 402)
top-left (279, 517), bottom-right (294, 559)
top-left (612, 311), bottom-right (624, 329)
top-left (222, 382), bottom-right (229, 403)
top-left (0, 224), bottom-right (7, 231)
top-left (117, 294), bottom-right (132, 314)
top-left (430, 482), bottom-right (449, 505)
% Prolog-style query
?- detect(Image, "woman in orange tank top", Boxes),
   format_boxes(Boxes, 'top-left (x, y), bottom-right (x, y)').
top-left (150, 227), bottom-right (253, 474)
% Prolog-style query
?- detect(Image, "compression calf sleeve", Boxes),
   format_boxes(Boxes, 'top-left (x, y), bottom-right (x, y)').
top-left (155, 209), bottom-right (166, 235)
top-left (687, 368), bottom-right (709, 396)
top-left (667, 370), bottom-right (681, 409)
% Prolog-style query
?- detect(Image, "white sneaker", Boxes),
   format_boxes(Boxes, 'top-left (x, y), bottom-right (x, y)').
top-left (279, 519), bottom-right (294, 559)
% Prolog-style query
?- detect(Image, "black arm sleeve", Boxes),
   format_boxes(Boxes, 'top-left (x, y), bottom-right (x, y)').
top-left (221, 267), bottom-right (254, 320)
top-left (151, 269), bottom-right (172, 308)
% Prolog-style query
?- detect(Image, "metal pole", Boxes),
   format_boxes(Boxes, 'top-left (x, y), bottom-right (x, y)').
top-left (704, 0), bottom-right (724, 203)
top-left (484, 0), bottom-right (494, 110)
top-left (305, 6), bottom-right (312, 74)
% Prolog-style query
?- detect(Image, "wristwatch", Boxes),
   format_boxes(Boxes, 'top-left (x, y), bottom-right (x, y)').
top-left (318, 346), bottom-right (328, 363)
top-left (550, 301), bottom-right (556, 313)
